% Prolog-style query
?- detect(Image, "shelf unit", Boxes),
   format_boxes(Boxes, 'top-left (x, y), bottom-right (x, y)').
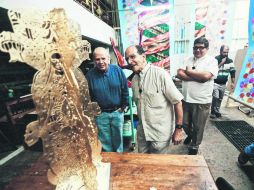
top-left (123, 88), bottom-right (137, 149)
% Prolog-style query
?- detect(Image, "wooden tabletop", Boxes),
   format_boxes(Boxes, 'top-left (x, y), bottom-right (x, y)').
top-left (4, 152), bottom-right (217, 190)
top-left (102, 152), bottom-right (217, 190)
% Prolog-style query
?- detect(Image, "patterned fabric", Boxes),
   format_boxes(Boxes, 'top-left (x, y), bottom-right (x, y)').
top-left (214, 55), bottom-right (235, 84)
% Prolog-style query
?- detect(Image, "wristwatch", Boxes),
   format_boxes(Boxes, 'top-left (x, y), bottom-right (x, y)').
top-left (175, 124), bottom-right (183, 129)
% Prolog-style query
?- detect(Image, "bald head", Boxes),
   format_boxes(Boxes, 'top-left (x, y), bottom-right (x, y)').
top-left (125, 45), bottom-right (147, 73)
top-left (93, 47), bottom-right (109, 58)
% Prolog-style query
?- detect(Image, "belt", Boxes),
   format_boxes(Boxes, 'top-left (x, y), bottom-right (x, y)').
top-left (215, 82), bottom-right (227, 85)
top-left (101, 107), bottom-right (120, 113)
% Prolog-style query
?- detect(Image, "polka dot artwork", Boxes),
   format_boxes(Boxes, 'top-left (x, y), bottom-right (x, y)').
top-left (234, 50), bottom-right (254, 107)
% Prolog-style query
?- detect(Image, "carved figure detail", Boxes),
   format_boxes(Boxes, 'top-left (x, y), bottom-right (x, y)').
top-left (0, 8), bottom-right (102, 190)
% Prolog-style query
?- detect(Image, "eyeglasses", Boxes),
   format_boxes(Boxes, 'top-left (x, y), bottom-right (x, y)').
top-left (193, 46), bottom-right (206, 50)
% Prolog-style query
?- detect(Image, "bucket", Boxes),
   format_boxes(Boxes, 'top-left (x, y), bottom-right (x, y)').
top-left (123, 120), bottom-right (131, 136)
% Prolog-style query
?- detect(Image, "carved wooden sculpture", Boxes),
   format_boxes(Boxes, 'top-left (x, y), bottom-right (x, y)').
top-left (0, 8), bottom-right (102, 190)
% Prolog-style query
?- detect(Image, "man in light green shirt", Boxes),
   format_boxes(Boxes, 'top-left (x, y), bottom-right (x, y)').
top-left (125, 45), bottom-right (184, 154)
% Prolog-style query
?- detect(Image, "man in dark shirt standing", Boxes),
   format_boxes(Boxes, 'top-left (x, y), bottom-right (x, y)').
top-left (210, 45), bottom-right (235, 118)
top-left (86, 47), bottom-right (129, 152)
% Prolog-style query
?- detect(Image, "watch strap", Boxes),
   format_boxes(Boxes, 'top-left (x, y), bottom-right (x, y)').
top-left (175, 124), bottom-right (183, 129)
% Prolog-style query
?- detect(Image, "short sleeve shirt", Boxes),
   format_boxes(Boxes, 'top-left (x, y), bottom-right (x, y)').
top-left (132, 64), bottom-right (183, 141)
top-left (181, 55), bottom-right (218, 104)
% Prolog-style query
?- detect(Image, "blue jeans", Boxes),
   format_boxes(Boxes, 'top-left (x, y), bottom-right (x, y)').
top-left (245, 143), bottom-right (254, 157)
top-left (95, 110), bottom-right (124, 152)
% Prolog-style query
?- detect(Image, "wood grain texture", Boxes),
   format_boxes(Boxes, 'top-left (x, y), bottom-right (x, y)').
top-left (102, 152), bottom-right (217, 190)
top-left (4, 152), bottom-right (217, 190)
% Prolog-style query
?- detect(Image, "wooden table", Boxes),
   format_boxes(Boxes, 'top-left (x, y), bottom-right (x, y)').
top-left (3, 152), bottom-right (217, 190)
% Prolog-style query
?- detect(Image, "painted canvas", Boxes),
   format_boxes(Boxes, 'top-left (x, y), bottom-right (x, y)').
top-left (118, 0), bottom-right (173, 72)
top-left (233, 0), bottom-right (254, 108)
top-left (194, 0), bottom-right (233, 56)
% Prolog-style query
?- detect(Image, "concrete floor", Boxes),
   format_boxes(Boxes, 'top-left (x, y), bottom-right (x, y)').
top-left (166, 97), bottom-right (254, 190)
top-left (0, 96), bottom-right (254, 189)
top-left (201, 99), bottom-right (254, 190)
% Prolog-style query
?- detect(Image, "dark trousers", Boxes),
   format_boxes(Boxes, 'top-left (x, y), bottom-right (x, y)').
top-left (183, 101), bottom-right (211, 148)
top-left (211, 83), bottom-right (226, 115)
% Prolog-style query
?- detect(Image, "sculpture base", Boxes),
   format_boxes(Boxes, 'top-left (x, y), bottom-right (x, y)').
top-left (96, 162), bottom-right (111, 190)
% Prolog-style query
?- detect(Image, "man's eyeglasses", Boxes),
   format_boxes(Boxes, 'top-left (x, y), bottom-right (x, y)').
top-left (193, 46), bottom-right (206, 51)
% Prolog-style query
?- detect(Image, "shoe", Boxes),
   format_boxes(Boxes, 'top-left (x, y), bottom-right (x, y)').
top-left (188, 148), bottom-right (198, 155)
top-left (215, 113), bottom-right (222, 118)
top-left (183, 136), bottom-right (191, 145)
top-left (238, 151), bottom-right (250, 165)
top-left (210, 114), bottom-right (216, 119)
top-left (216, 177), bottom-right (235, 190)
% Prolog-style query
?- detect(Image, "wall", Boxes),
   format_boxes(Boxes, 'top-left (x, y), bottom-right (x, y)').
top-left (230, 0), bottom-right (249, 58)
top-left (171, 0), bottom-right (195, 76)
top-left (171, 0), bottom-right (250, 77)
top-left (0, 0), bottom-right (116, 45)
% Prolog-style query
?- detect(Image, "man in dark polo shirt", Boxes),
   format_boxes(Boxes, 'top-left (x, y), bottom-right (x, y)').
top-left (86, 47), bottom-right (129, 152)
top-left (210, 45), bottom-right (235, 118)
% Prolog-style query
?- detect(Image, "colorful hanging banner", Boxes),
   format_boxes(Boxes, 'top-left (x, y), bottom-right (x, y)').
top-left (248, 0), bottom-right (254, 47)
top-left (118, 0), bottom-right (173, 72)
top-left (194, 0), bottom-right (208, 39)
top-left (233, 0), bottom-right (254, 108)
top-left (194, 0), bottom-right (233, 56)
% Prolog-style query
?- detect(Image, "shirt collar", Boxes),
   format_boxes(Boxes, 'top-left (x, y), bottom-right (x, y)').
top-left (139, 63), bottom-right (150, 77)
top-left (194, 54), bottom-right (208, 62)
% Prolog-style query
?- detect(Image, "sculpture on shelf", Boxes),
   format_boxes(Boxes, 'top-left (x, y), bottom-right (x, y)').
top-left (0, 8), bottom-right (102, 190)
